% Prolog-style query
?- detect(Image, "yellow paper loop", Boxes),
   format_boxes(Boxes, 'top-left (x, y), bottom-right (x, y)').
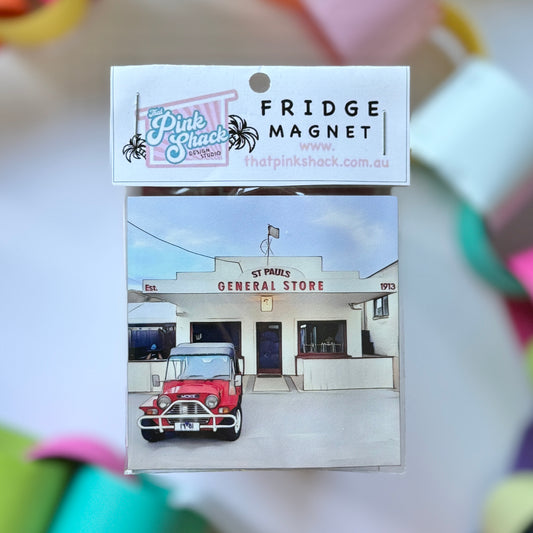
top-left (483, 474), bottom-right (533, 533)
top-left (441, 2), bottom-right (488, 57)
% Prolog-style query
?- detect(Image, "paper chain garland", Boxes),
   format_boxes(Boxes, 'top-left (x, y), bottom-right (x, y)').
top-left (275, 2), bottom-right (533, 531)
top-left (0, 426), bottom-right (218, 533)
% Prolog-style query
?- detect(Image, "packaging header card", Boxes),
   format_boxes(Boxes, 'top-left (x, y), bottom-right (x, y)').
top-left (111, 65), bottom-right (410, 187)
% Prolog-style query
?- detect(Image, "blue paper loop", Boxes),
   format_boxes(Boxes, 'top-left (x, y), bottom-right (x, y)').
top-left (48, 465), bottom-right (177, 533)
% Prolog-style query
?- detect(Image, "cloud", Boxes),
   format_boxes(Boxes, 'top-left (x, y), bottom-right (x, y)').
top-left (313, 203), bottom-right (387, 253)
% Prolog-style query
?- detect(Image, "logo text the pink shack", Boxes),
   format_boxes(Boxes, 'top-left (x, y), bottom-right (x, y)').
top-left (139, 90), bottom-right (237, 168)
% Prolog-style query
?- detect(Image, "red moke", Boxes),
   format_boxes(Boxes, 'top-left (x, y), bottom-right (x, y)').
top-left (138, 342), bottom-right (242, 442)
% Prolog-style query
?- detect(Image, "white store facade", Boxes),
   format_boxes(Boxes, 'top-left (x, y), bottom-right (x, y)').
top-left (128, 256), bottom-right (399, 392)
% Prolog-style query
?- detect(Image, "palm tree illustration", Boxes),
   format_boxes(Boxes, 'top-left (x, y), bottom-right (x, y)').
top-left (123, 133), bottom-right (147, 162)
top-left (228, 114), bottom-right (259, 152)
top-left (123, 93), bottom-right (147, 162)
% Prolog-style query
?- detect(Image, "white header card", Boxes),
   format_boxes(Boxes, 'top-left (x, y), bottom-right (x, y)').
top-left (111, 65), bottom-right (409, 187)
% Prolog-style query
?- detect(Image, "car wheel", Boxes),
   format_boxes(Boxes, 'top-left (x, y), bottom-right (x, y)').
top-left (140, 419), bottom-right (164, 442)
top-left (219, 406), bottom-right (242, 441)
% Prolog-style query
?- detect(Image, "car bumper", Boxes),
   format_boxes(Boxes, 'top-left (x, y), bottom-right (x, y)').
top-left (138, 399), bottom-right (237, 433)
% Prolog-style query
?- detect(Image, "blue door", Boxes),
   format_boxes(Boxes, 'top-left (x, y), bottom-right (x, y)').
top-left (256, 323), bottom-right (282, 374)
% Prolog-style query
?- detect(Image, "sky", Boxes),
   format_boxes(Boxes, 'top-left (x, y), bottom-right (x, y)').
top-left (127, 195), bottom-right (398, 289)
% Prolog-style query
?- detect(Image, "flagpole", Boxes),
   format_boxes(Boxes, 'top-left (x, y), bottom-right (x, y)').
top-left (267, 226), bottom-right (271, 266)
top-left (265, 225), bottom-right (279, 265)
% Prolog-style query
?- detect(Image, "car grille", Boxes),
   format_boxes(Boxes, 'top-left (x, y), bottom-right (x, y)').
top-left (165, 401), bottom-right (210, 425)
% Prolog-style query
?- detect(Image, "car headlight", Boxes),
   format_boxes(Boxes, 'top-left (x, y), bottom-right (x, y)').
top-left (205, 395), bottom-right (219, 409)
top-left (157, 395), bottom-right (171, 409)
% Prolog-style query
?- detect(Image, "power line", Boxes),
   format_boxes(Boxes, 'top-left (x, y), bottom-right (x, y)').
top-left (127, 220), bottom-right (243, 272)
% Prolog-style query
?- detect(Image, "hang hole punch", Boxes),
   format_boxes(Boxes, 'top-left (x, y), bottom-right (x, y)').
top-left (249, 72), bottom-right (271, 93)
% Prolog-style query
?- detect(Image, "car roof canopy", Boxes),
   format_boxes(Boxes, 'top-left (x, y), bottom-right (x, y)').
top-left (169, 342), bottom-right (236, 359)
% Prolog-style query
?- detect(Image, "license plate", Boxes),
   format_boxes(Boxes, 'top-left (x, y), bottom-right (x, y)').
top-left (174, 422), bottom-right (199, 431)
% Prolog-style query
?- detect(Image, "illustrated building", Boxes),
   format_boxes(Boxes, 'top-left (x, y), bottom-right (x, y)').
top-left (128, 256), bottom-right (399, 392)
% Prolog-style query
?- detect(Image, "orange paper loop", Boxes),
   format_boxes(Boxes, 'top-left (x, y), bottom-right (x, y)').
top-left (0, 0), bottom-right (88, 46)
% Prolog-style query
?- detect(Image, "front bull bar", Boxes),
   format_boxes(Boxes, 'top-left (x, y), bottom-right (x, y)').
top-left (138, 399), bottom-right (237, 433)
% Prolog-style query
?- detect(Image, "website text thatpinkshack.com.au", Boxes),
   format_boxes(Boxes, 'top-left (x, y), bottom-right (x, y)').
top-left (244, 154), bottom-right (390, 171)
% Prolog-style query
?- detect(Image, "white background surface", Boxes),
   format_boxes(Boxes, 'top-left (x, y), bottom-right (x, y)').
top-left (1, 1), bottom-right (533, 532)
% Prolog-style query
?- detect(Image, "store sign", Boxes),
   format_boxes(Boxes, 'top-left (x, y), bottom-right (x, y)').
top-left (216, 266), bottom-right (322, 292)
top-left (142, 265), bottom-right (397, 295)
top-left (111, 65), bottom-right (409, 186)
top-left (217, 280), bottom-right (324, 293)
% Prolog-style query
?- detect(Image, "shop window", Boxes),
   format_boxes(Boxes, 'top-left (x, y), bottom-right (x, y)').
top-left (298, 321), bottom-right (346, 355)
top-left (373, 296), bottom-right (389, 318)
top-left (191, 322), bottom-right (242, 357)
top-left (128, 324), bottom-right (176, 361)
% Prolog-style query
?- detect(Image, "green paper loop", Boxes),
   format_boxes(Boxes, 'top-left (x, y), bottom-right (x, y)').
top-left (458, 203), bottom-right (527, 297)
top-left (483, 473), bottom-right (533, 533)
top-left (0, 427), bottom-right (74, 533)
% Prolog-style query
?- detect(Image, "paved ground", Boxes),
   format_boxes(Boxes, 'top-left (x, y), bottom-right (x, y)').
top-left (252, 376), bottom-right (289, 392)
top-left (126, 378), bottom-right (401, 472)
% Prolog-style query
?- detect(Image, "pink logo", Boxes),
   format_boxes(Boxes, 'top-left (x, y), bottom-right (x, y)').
top-left (139, 90), bottom-right (238, 168)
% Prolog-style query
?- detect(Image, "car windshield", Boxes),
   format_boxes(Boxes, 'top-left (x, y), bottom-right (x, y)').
top-left (165, 355), bottom-right (231, 381)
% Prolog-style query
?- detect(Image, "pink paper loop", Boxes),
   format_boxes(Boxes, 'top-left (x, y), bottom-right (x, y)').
top-left (508, 248), bottom-right (533, 302)
top-left (29, 436), bottom-right (125, 476)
